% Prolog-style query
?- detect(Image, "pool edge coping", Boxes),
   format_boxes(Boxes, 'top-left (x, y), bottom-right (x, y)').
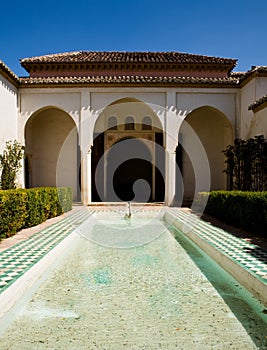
top-left (0, 228), bottom-right (80, 329)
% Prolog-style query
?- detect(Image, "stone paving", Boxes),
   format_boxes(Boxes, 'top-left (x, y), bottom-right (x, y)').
top-left (0, 209), bottom-right (262, 349)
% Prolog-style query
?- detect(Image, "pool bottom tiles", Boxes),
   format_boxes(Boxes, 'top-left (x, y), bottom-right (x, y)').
top-left (0, 212), bottom-right (265, 349)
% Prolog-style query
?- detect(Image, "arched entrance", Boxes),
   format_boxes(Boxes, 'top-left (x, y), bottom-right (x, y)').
top-left (25, 107), bottom-right (80, 201)
top-left (106, 138), bottom-right (152, 202)
top-left (177, 106), bottom-right (233, 204)
top-left (91, 98), bottom-right (165, 202)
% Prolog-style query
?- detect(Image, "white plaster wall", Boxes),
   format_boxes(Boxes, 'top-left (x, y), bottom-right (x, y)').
top-left (93, 100), bottom-right (163, 134)
top-left (0, 74), bottom-right (18, 153)
top-left (25, 109), bottom-right (78, 200)
top-left (176, 91), bottom-right (236, 127)
top-left (240, 80), bottom-right (256, 139)
top-left (19, 88), bottom-right (239, 149)
top-left (19, 89), bottom-right (81, 144)
top-left (180, 107), bottom-right (233, 200)
top-left (257, 77), bottom-right (267, 98)
top-left (90, 91), bottom-right (166, 132)
top-left (240, 76), bottom-right (267, 139)
top-left (90, 91), bottom-right (166, 112)
top-left (19, 89), bottom-right (166, 146)
top-left (249, 107), bottom-right (267, 138)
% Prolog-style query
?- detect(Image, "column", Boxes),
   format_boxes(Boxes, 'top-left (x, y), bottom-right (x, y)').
top-left (152, 141), bottom-right (156, 201)
top-left (165, 91), bottom-right (178, 206)
top-left (80, 90), bottom-right (92, 205)
top-left (85, 147), bottom-right (92, 204)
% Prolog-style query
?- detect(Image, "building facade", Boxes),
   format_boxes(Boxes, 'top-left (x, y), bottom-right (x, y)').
top-left (0, 52), bottom-right (266, 205)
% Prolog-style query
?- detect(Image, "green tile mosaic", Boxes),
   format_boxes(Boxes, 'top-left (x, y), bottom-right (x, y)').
top-left (168, 208), bottom-right (267, 284)
top-left (0, 208), bottom-right (93, 294)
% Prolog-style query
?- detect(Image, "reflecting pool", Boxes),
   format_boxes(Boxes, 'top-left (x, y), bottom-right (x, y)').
top-left (0, 210), bottom-right (265, 349)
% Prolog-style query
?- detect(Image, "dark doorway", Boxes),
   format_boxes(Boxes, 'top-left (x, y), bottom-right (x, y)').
top-left (91, 132), bottom-right (104, 202)
top-left (106, 138), bottom-right (152, 202)
top-left (91, 133), bottom-right (165, 203)
top-left (113, 159), bottom-right (152, 201)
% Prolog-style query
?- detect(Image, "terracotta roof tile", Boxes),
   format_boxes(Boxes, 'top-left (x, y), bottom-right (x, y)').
top-left (21, 51), bottom-right (237, 66)
top-left (0, 59), bottom-right (19, 84)
top-left (230, 71), bottom-right (246, 78)
top-left (248, 66), bottom-right (267, 73)
top-left (19, 75), bottom-right (240, 87)
top-left (239, 66), bottom-right (267, 84)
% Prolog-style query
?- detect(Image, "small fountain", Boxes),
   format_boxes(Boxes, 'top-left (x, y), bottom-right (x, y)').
top-left (125, 201), bottom-right (132, 219)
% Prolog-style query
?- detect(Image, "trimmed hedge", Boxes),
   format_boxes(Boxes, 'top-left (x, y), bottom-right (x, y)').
top-left (0, 187), bottom-right (72, 239)
top-left (197, 191), bottom-right (267, 235)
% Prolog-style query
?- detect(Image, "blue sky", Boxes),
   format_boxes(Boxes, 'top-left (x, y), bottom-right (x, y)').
top-left (1, 0), bottom-right (267, 76)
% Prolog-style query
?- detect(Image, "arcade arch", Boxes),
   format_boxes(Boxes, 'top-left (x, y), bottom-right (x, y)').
top-left (91, 98), bottom-right (165, 202)
top-left (24, 107), bottom-right (80, 201)
top-left (177, 106), bottom-right (233, 204)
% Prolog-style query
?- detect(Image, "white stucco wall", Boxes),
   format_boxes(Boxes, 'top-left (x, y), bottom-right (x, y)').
top-left (25, 108), bottom-right (79, 200)
top-left (0, 74), bottom-right (18, 153)
top-left (93, 99), bottom-right (163, 133)
top-left (240, 80), bottom-right (256, 139)
top-left (180, 106), bottom-right (233, 200)
top-left (90, 91), bottom-right (166, 140)
top-left (18, 89), bottom-right (81, 145)
top-left (176, 90), bottom-right (237, 129)
top-left (240, 76), bottom-right (267, 139)
top-left (249, 107), bottom-right (267, 138)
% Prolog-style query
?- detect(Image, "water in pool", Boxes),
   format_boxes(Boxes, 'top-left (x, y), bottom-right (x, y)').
top-left (0, 210), bottom-right (266, 349)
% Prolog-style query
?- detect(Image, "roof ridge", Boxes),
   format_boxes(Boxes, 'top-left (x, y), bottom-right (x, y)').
top-left (20, 50), bottom-right (237, 64)
top-left (20, 51), bottom-right (82, 62)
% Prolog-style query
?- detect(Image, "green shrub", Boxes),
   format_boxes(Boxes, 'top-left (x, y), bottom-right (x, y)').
top-left (0, 187), bottom-right (72, 239)
top-left (197, 191), bottom-right (267, 235)
top-left (223, 135), bottom-right (267, 191)
top-left (57, 187), bottom-right (73, 213)
top-left (0, 140), bottom-right (23, 190)
top-left (0, 189), bottom-right (28, 238)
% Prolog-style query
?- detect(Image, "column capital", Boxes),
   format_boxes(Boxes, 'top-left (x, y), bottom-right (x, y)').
top-left (87, 145), bottom-right (93, 154)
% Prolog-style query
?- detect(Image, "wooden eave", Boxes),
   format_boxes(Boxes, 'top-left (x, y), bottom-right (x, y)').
top-left (253, 101), bottom-right (267, 112)
top-left (19, 78), bottom-right (240, 89)
top-left (21, 61), bottom-right (234, 77)
top-left (248, 95), bottom-right (267, 112)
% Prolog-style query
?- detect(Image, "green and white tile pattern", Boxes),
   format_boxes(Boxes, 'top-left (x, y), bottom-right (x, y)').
top-left (0, 209), bottom-right (93, 293)
top-left (168, 208), bottom-right (267, 284)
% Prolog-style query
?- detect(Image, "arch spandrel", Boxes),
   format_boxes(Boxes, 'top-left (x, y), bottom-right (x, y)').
top-left (20, 105), bottom-right (79, 147)
top-left (20, 91), bottom-right (80, 124)
top-left (176, 92), bottom-right (236, 126)
top-left (178, 105), bottom-right (235, 131)
top-left (92, 97), bottom-right (164, 134)
top-left (24, 105), bottom-right (79, 128)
